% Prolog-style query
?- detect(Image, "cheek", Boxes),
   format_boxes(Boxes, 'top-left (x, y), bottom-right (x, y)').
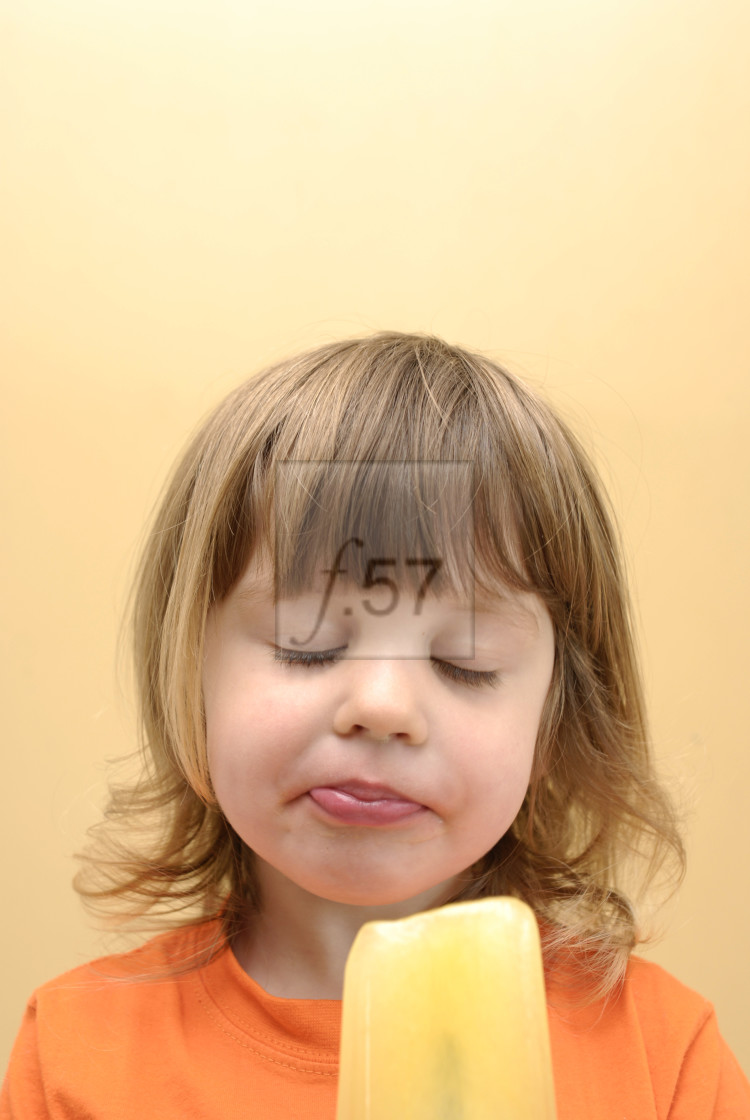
top-left (204, 679), bottom-right (315, 800)
top-left (205, 716), bottom-right (274, 849)
top-left (455, 711), bottom-right (539, 822)
top-left (206, 706), bottom-right (270, 781)
top-left (204, 682), bottom-right (265, 795)
top-left (477, 745), bottom-right (534, 812)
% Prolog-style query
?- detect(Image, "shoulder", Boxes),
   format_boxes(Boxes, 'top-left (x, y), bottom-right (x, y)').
top-left (629, 957), bottom-right (750, 1118)
top-left (27, 922), bottom-right (225, 1019)
top-left (3, 922), bottom-right (238, 1120)
top-left (4, 925), bottom-right (228, 1093)
top-left (623, 953), bottom-right (714, 1036)
top-left (36, 921), bottom-right (222, 981)
top-left (549, 950), bottom-right (719, 1042)
top-left (547, 954), bottom-right (750, 1119)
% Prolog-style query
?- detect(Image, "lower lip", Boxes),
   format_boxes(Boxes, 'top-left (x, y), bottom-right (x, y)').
top-left (307, 787), bottom-right (425, 825)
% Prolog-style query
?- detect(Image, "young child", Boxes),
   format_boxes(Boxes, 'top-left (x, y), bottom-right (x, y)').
top-left (3, 333), bottom-right (748, 1118)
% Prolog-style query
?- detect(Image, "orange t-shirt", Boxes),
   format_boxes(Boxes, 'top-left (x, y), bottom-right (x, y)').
top-left (2, 922), bottom-right (748, 1119)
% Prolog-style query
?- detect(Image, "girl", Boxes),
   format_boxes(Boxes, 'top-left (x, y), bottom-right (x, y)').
top-left (3, 333), bottom-right (748, 1118)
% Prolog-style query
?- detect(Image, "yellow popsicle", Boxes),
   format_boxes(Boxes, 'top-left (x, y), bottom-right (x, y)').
top-left (336, 898), bottom-right (557, 1120)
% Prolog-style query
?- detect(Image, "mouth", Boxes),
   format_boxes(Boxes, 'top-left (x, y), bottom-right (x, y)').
top-left (306, 780), bottom-right (426, 826)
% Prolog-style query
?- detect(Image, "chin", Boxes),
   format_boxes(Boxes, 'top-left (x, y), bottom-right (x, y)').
top-left (308, 874), bottom-right (456, 911)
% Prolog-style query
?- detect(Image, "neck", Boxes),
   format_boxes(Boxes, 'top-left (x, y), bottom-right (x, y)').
top-left (232, 862), bottom-right (458, 999)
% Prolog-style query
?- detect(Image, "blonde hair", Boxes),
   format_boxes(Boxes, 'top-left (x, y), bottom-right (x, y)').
top-left (76, 332), bottom-right (684, 998)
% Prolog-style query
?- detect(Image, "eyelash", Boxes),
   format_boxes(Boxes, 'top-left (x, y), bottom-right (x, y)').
top-left (273, 647), bottom-right (499, 689)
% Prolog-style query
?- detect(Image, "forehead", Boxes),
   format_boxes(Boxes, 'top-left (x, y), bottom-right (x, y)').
top-left (237, 559), bottom-right (533, 601)
top-left (232, 554), bottom-right (545, 636)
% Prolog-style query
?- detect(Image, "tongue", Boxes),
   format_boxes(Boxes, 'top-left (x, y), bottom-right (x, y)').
top-left (309, 786), bottom-right (423, 824)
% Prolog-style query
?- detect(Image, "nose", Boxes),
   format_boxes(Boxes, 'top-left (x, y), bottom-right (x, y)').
top-left (332, 659), bottom-right (429, 745)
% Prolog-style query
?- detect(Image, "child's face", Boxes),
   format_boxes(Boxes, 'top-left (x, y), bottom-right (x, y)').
top-left (203, 556), bottom-right (555, 912)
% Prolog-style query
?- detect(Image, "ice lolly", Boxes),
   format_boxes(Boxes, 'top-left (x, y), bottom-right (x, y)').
top-left (336, 898), bottom-right (557, 1120)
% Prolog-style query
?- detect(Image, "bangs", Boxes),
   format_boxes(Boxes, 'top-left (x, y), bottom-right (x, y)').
top-left (209, 334), bottom-right (569, 612)
top-left (271, 459), bottom-right (478, 602)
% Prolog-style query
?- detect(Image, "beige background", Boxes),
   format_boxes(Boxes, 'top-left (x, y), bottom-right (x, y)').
top-left (3, 0), bottom-right (749, 1077)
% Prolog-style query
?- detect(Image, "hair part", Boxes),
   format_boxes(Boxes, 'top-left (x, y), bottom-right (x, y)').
top-left (75, 332), bottom-right (684, 1000)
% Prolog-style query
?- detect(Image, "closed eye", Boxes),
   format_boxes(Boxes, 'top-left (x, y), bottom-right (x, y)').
top-left (274, 646), bottom-right (347, 668)
top-left (273, 647), bottom-right (499, 688)
top-left (431, 660), bottom-right (499, 689)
